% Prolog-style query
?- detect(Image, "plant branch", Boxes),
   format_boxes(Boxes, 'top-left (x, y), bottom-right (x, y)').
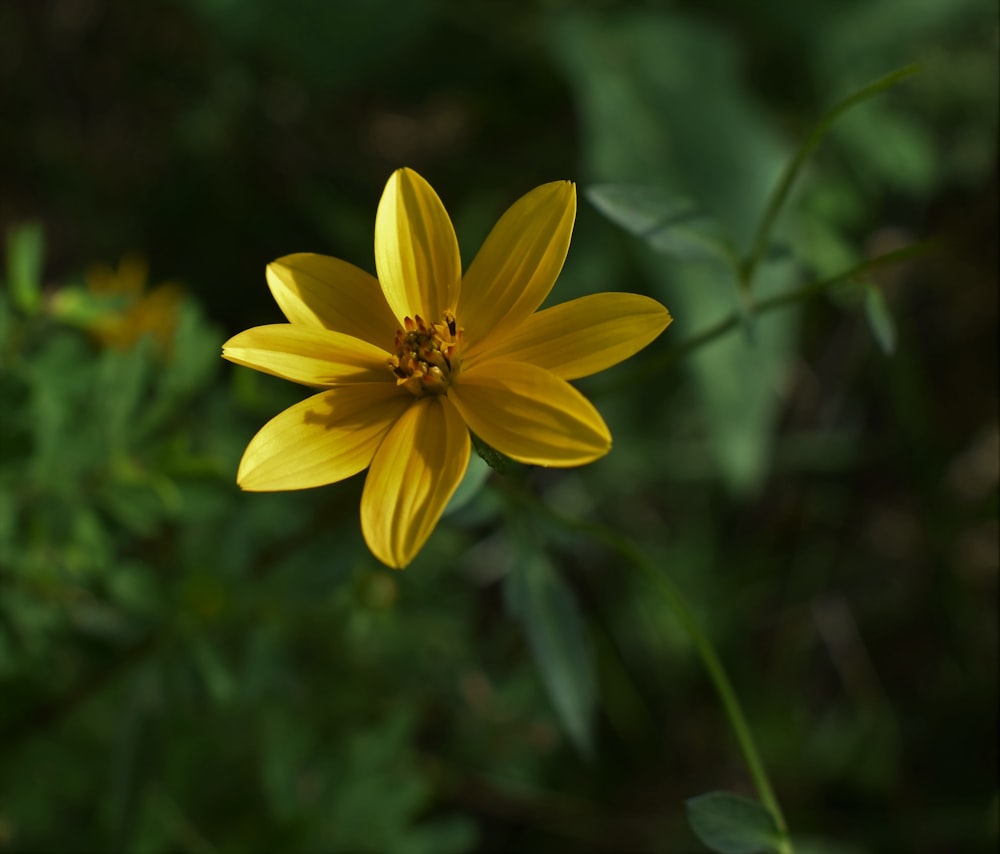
top-left (742, 64), bottom-right (920, 290)
top-left (604, 240), bottom-right (934, 394)
top-left (499, 484), bottom-right (793, 852)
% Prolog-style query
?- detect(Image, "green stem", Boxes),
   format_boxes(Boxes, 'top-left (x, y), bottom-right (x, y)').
top-left (606, 241), bottom-right (934, 393)
top-left (627, 546), bottom-right (792, 852)
top-left (502, 487), bottom-right (793, 852)
top-left (742, 64), bottom-right (919, 291)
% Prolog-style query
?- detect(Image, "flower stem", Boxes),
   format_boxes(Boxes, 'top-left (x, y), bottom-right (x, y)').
top-left (605, 240), bottom-right (934, 394)
top-left (741, 64), bottom-right (919, 292)
top-left (623, 542), bottom-right (793, 852)
top-left (695, 240), bottom-right (932, 359)
top-left (502, 486), bottom-right (793, 852)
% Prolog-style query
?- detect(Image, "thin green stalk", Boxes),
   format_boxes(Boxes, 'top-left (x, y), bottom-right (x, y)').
top-left (751, 241), bottom-right (930, 311)
top-left (742, 64), bottom-right (919, 290)
top-left (605, 240), bottom-right (934, 393)
top-left (502, 486), bottom-right (793, 853)
top-left (639, 564), bottom-right (791, 851)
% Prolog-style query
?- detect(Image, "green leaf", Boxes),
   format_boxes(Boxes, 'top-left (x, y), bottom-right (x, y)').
top-left (549, 11), bottom-right (790, 244)
top-left (138, 300), bottom-right (221, 436)
top-left (505, 552), bottom-right (597, 756)
top-left (645, 255), bottom-right (799, 495)
top-left (550, 11), bottom-right (798, 495)
top-left (97, 340), bottom-right (155, 453)
top-left (863, 284), bottom-right (897, 355)
top-left (471, 432), bottom-right (512, 475)
top-left (586, 184), bottom-right (735, 264)
top-left (47, 285), bottom-right (111, 326)
top-left (5, 222), bottom-right (45, 314)
top-left (686, 791), bottom-right (781, 854)
top-left (190, 638), bottom-right (237, 706)
top-left (443, 451), bottom-right (491, 517)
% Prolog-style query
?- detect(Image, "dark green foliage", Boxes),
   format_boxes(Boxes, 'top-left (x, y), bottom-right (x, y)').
top-left (0, 1), bottom-right (996, 852)
top-left (686, 792), bottom-right (780, 854)
top-left (505, 549), bottom-right (597, 758)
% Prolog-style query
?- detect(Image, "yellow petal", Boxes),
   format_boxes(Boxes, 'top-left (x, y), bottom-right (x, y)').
top-left (223, 324), bottom-right (391, 387)
top-left (266, 253), bottom-right (400, 349)
top-left (361, 396), bottom-right (470, 569)
top-left (483, 293), bottom-right (672, 380)
top-left (449, 361), bottom-right (610, 467)
top-left (374, 168), bottom-right (461, 326)
top-left (458, 181), bottom-right (575, 356)
top-left (238, 384), bottom-right (411, 491)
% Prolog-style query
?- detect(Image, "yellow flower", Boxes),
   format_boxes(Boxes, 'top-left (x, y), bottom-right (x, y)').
top-left (83, 252), bottom-right (184, 351)
top-left (223, 168), bottom-right (671, 568)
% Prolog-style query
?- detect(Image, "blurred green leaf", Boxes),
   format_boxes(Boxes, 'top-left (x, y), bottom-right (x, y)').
top-left (48, 285), bottom-right (122, 327)
top-left (5, 222), bottom-right (44, 314)
top-left (27, 331), bottom-right (95, 486)
top-left (646, 256), bottom-right (799, 494)
top-left (506, 552), bottom-right (596, 756)
top-left (832, 102), bottom-right (935, 195)
top-left (97, 341), bottom-right (155, 454)
top-left (471, 432), bottom-right (512, 475)
top-left (139, 301), bottom-right (221, 436)
top-left (549, 10), bottom-right (789, 244)
top-left (551, 9), bottom-right (798, 494)
top-left (686, 791), bottom-right (781, 854)
top-left (586, 185), bottom-right (735, 264)
top-left (863, 284), bottom-right (897, 355)
top-left (443, 452), bottom-right (491, 517)
top-left (190, 638), bottom-right (236, 707)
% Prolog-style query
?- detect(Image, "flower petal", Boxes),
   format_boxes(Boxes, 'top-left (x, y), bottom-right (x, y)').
top-left (374, 168), bottom-right (461, 326)
top-left (481, 293), bottom-right (672, 379)
top-left (238, 384), bottom-right (411, 491)
top-left (361, 396), bottom-right (470, 569)
top-left (449, 361), bottom-right (610, 467)
top-left (458, 181), bottom-right (575, 356)
top-left (223, 324), bottom-right (391, 387)
top-left (266, 253), bottom-right (400, 349)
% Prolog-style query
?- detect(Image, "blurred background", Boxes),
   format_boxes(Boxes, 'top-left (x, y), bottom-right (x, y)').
top-left (0, 0), bottom-right (996, 851)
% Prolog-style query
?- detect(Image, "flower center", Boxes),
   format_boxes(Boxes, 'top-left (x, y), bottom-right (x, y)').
top-left (388, 311), bottom-right (462, 397)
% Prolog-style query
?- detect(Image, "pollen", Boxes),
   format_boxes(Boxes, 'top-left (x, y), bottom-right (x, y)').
top-left (388, 311), bottom-right (463, 396)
